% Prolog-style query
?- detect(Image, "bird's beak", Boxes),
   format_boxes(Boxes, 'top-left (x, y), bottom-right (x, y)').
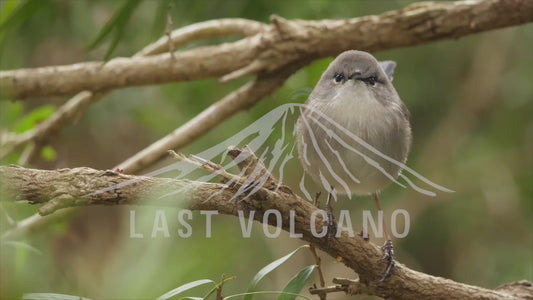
top-left (348, 70), bottom-right (363, 80)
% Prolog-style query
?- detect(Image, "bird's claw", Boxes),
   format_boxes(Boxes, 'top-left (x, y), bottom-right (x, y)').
top-left (379, 239), bottom-right (395, 282)
top-left (326, 207), bottom-right (337, 241)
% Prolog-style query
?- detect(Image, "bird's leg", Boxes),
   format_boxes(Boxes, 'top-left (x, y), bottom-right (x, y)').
top-left (374, 192), bottom-right (395, 282)
top-left (326, 187), bottom-right (337, 241)
top-left (313, 192), bottom-right (321, 208)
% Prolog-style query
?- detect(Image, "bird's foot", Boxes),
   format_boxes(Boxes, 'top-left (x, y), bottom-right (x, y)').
top-left (326, 204), bottom-right (337, 241)
top-left (359, 229), bottom-right (370, 241)
top-left (379, 239), bottom-right (395, 282)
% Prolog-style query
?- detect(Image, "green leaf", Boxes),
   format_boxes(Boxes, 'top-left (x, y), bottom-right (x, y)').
top-left (0, 0), bottom-right (46, 32)
top-left (0, 0), bottom-right (20, 31)
top-left (0, 0), bottom-right (47, 48)
top-left (150, 0), bottom-right (171, 40)
top-left (225, 291), bottom-right (312, 300)
top-left (22, 293), bottom-right (91, 300)
top-left (157, 279), bottom-right (215, 300)
top-left (87, 0), bottom-right (142, 60)
top-left (278, 265), bottom-right (316, 300)
top-left (0, 0), bottom-right (48, 47)
top-left (40, 145), bottom-right (57, 161)
top-left (0, 101), bottom-right (23, 128)
top-left (244, 245), bottom-right (309, 300)
top-left (0, 0), bottom-right (19, 20)
top-left (13, 105), bottom-right (55, 133)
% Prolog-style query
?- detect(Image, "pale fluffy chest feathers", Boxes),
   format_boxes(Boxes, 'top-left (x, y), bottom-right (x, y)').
top-left (314, 84), bottom-right (403, 144)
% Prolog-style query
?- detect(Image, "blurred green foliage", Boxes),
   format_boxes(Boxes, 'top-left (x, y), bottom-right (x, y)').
top-left (86, 0), bottom-right (142, 60)
top-left (0, 0), bottom-right (532, 299)
top-left (12, 105), bottom-right (55, 133)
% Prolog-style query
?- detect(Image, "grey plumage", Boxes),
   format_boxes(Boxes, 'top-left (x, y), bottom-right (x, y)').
top-left (297, 50), bottom-right (411, 195)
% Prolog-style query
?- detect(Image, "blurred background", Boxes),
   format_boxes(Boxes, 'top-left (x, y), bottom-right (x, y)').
top-left (0, 0), bottom-right (532, 299)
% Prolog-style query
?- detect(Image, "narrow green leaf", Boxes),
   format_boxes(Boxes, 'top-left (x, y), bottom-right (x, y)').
top-left (0, 0), bottom-right (46, 32)
top-left (103, 27), bottom-right (123, 61)
top-left (0, 0), bottom-right (20, 25)
top-left (278, 265), bottom-right (316, 300)
top-left (150, 0), bottom-right (171, 40)
top-left (87, 0), bottom-right (139, 49)
top-left (157, 279), bottom-right (215, 300)
top-left (22, 293), bottom-right (91, 300)
top-left (0, 0), bottom-right (47, 47)
top-left (244, 245), bottom-right (309, 300)
top-left (201, 286), bottom-right (218, 300)
top-left (87, 0), bottom-right (142, 59)
top-left (13, 105), bottom-right (55, 133)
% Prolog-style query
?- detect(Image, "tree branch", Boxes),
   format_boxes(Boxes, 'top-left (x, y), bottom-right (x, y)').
top-left (0, 91), bottom-right (105, 164)
top-left (0, 19), bottom-right (268, 162)
top-left (115, 61), bottom-right (305, 174)
top-left (1, 0), bottom-right (531, 100)
top-left (0, 2), bottom-right (531, 297)
top-left (135, 18), bottom-right (268, 57)
top-left (1, 156), bottom-right (532, 299)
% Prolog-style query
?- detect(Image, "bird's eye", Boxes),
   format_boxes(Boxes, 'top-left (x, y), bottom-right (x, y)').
top-left (334, 73), bottom-right (345, 83)
top-left (364, 76), bottom-right (377, 86)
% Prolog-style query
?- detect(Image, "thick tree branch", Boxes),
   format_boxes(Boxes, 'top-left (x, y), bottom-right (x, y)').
top-left (0, 64), bottom-right (297, 232)
top-left (1, 0), bottom-right (531, 100)
top-left (0, 25), bottom-right (306, 238)
top-left (0, 2), bottom-right (531, 296)
top-left (0, 19), bottom-right (268, 162)
top-left (1, 159), bottom-right (532, 299)
top-left (2, 0), bottom-right (532, 166)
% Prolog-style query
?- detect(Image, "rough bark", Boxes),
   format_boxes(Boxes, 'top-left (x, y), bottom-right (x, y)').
top-left (1, 0), bottom-right (531, 100)
top-left (1, 162), bottom-right (532, 300)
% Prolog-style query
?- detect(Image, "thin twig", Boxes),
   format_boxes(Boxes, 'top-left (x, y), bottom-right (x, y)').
top-left (1, 208), bottom-right (73, 240)
top-left (216, 274), bottom-right (228, 300)
top-left (309, 278), bottom-right (372, 296)
top-left (309, 245), bottom-right (327, 300)
top-left (135, 18), bottom-right (267, 57)
top-left (313, 191), bottom-right (321, 208)
top-left (0, 91), bottom-right (97, 161)
top-left (309, 285), bottom-right (346, 296)
top-left (168, 150), bottom-right (241, 184)
top-left (166, 3), bottom-right (175, 60)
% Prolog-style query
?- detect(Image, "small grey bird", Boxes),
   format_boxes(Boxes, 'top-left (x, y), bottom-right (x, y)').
top-left (297, 50), bottom-right (411, 281)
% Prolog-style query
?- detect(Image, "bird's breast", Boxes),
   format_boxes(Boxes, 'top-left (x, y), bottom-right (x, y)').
top-left (297, 88), bottom-right (411, 195)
